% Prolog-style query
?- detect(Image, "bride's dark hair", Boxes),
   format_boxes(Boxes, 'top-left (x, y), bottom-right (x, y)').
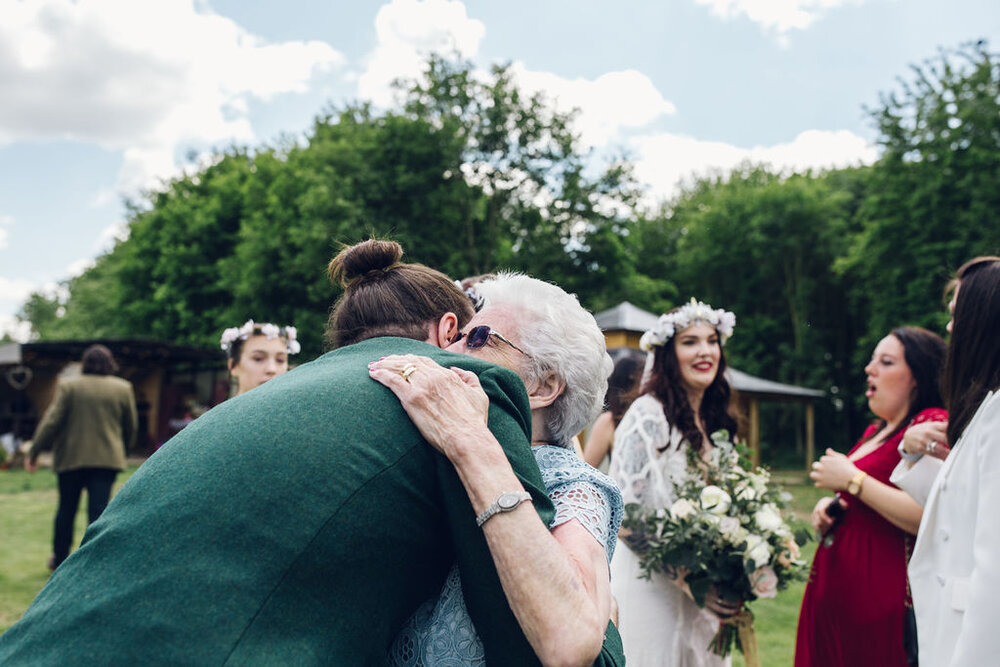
top-left (640, 331), bottom-right (739, 452)
top-left (325, 239), bottom-right (473, 348)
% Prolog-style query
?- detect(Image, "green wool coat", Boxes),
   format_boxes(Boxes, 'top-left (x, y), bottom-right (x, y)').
top-left (0, 338), bottom-right (624, 666)
top-left (29, 374), bottom-right (138, 473)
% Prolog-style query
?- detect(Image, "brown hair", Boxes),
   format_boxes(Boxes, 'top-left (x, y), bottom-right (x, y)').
top-left (325, 239), bottom-right (474, 348)
top-left (607, 349), bottom-right (646, 426)
top-left (944, 256), bottom-right (1000, 446)
top-left (82, 344), bottom-right (118, 375)
top-left (863, 326), bottom-right (946, 442)
top-left (638, 320), bottom-right (739, 451)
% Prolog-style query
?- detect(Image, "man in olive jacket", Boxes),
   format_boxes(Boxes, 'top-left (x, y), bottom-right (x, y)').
top-left (1, 337), bottom-right (576, 665)
top-left (27, 344), bottom-right (138, 569)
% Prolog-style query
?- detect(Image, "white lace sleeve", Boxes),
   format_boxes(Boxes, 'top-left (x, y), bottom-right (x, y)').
top-left (608, 394), bottom-right (686, 511)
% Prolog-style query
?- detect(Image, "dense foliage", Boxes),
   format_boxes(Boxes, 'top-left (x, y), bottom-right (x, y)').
top-left (19, 43), bottom-right (1000, 459)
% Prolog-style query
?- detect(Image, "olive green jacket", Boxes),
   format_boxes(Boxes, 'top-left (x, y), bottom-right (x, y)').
top-left (1, 338), bottom-right (571, 665)
top-left (29, 374), bottom-right (137, 473)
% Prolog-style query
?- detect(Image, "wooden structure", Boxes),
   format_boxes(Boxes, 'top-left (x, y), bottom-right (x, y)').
top-left (595, 302), bottom-right (826, 469)
top-left (0, 339), bottom-right (228, 455)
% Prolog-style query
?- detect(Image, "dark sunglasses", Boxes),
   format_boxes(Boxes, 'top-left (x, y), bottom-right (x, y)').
top-left (455, 325), bottom-right (531, 357)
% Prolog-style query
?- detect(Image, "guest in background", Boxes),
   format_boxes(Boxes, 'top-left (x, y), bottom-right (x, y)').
top-left (584, 349), bottom-right (646, 470)
top-left (25, 345), bottom-right (137, 570)
top-left (220, 319), bottom-right (301, 396)
top-left (797, 326), bottom-right (946, 667)
top-left (908, 256), bottom-right (1000, 665)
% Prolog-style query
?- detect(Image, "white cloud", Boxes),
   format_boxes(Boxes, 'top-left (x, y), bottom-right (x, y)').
top-left (509, 65), bottom-right (676, 148)
top-left (0, 276), bottom-right (36, 309)
top-left (695, 0), bottom-right (863, 39)
top-left (357, 0), bottom-right (485, 107)
top-left (0, 214), bottom-right (12, 249)
top-left (356, 1), bottom-right (675, 148)
top-left (96, 222), bottom-right (130, 252)
top-left (631, 128), bottom-right (878, 203)
top-left (0, 316), bottom-right (32, 342)
top-left (0, 0), bottom-right (345, 194)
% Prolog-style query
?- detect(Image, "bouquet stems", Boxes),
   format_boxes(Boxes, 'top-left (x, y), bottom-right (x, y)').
top-left (709, 609), bottom-right (759, 667)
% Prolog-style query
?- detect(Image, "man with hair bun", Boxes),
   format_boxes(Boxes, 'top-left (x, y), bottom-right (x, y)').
top-left (1, 240), bottom-right (623, 666)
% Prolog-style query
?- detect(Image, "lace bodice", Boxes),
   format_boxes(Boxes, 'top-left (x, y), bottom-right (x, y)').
top-left (608, 393), bottom-right (691, 512)
top-left (387, 445), bottom-right (624, 666)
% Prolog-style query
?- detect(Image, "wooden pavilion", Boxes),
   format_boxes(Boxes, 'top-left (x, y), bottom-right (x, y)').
top-left (0, 339), bottom-right (228, 456)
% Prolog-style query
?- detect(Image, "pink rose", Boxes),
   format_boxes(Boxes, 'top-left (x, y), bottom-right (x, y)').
top-left (749, 565), bottom-right (778, 599)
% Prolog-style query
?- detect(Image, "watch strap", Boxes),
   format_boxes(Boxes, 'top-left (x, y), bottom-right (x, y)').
top-left (476, 491), bottom-right (532, 527)
top-left (847, 470), bottom-right (869, 496)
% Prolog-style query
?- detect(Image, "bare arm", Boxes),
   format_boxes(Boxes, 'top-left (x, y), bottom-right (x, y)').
top-left (811, 448), bottom-right (923, 535)
top-left (583, 412), bottom-right (614, 468)
top-left (370, 355), bottom-right (606, 666)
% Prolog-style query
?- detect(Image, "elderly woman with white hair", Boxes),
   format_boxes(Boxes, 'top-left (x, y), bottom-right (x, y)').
top-left (369, 273), bottom-right (622, 666)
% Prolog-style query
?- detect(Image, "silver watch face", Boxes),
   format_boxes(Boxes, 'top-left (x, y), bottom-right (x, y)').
top-left (497, 493), bottom-right (522, 510)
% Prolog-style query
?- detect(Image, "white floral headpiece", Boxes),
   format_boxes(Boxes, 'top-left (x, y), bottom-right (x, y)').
top-left (455, 279), bottom-right (486, 312)
top-left (220, 319), bottom-right (301, 356)
top-left (639, 298), bottom-right (736, 352)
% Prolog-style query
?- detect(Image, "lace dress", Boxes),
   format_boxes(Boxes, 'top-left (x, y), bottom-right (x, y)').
top-left (608, 394), bottom-right (729, 667)
top-left (388, 445), bottom-right (624, 665)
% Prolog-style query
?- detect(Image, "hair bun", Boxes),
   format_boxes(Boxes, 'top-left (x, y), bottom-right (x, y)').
top-left (328, 239), bottom-right (404, 287)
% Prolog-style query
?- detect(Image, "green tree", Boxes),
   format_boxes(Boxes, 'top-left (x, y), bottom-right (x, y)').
top-left (841, 40), bottom-right (1000, 356)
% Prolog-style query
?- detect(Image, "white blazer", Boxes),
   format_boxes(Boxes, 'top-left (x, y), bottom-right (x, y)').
top-left (908, 390), bottom-right (1000, 666)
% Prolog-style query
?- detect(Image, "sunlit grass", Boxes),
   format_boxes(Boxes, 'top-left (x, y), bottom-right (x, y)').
top-left (1, 466), bottom-right (828, 665)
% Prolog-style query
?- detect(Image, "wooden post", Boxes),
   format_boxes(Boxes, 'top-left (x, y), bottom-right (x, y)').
top-left (805, 402), bottom-right (816, 473)
top-left (749, 398), bottom-right (760, 469)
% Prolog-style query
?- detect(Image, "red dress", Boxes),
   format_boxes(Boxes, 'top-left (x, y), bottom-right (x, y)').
top-left (794, 408), bottom-right (947, 667)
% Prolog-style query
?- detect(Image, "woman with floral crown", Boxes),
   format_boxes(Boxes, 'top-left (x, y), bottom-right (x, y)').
top-left (219, 319), bottom-right (301, 396)
top-left (608, 298), bottom-right (741, 666)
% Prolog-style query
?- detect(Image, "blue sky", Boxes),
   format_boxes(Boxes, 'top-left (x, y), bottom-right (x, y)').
top-left (1, 0), bottom-right (998, 338)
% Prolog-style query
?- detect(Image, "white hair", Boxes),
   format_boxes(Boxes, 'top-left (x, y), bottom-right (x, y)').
top-left (476, 273), bottom-right (613, 446)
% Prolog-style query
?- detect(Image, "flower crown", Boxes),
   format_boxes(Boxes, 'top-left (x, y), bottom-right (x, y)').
top-left (455, 279), bottom-right (486, 312)
top-left (639, 298), bottom-right (736, 352)
top-left (220, 319), bottom-right (301, 356)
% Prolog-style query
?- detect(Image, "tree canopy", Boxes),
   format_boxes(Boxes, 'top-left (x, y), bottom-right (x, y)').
top-left (18, 42), bottom-right (1000, 458)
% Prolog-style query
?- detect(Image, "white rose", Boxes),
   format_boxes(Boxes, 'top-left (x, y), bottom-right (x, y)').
top-left (735, 482), bottom-right (757, 502)
top-left (745, 534), bottom-right (772, 569)
top-left (701, 513), bottom-right (721, 527)
top-left (755, 505), bottom-right (784, 533)
top-left (670, 498), bottom-right (697, 520)
top-left (700, 485), bottom-right (731, 515)
top-left (719, 516), bottom-right (746, 545)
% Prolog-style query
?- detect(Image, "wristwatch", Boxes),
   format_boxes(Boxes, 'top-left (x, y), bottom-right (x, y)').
top-left (846, 471), bottom-right (868, 496)
top-left (476, 491), bottom-right (532, 527)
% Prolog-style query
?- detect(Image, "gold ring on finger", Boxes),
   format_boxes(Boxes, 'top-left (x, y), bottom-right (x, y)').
top-left (400, 364), bottom-right (418, 381)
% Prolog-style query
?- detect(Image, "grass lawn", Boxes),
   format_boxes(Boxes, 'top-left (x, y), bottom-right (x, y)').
top-left (0, 466), bottom-right (138, 633)
top-left (0, 467), bottom-right (829, 665)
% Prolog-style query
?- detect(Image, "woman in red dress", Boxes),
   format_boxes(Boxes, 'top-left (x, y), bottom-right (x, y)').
top-left (795, 326), bottom-right (947, 666)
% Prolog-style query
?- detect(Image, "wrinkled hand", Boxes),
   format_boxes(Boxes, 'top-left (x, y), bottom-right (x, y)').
top-left (810, 449), bottom-right (858, 491)
top-left (368, 354), bottom-right (490, 457)
top-left (901, 421), bottom-right (950, 460)
top-left (811, 496), bottom-right (844, 535)
top-left (705, 588), bottom-right (742, 619)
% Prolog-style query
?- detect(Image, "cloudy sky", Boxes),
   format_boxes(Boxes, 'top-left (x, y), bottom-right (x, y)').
top-left (1, 0), bottom-right (998, 338)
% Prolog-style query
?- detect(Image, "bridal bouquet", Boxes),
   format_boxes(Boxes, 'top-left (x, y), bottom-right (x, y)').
top-left (621, 430), bottom-right (810, 664)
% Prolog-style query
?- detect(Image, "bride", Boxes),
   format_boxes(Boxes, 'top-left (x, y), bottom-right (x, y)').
top-left (609, 299), bottom-right (741, 666)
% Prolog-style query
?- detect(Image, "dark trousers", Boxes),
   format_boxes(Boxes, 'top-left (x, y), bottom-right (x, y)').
top-left (53, 467), bottom-right (118, 566)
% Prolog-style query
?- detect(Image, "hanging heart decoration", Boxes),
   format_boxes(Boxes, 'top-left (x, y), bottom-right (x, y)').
top-left (6, 365), bottom-right (33, 390)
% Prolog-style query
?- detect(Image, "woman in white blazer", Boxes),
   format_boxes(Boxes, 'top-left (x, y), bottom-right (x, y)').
top-left (907, 256), bottom-right (1000, 666)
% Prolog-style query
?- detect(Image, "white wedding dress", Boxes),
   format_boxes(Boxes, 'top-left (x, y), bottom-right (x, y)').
top-left (608, 394), bottom-right (729, 667)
